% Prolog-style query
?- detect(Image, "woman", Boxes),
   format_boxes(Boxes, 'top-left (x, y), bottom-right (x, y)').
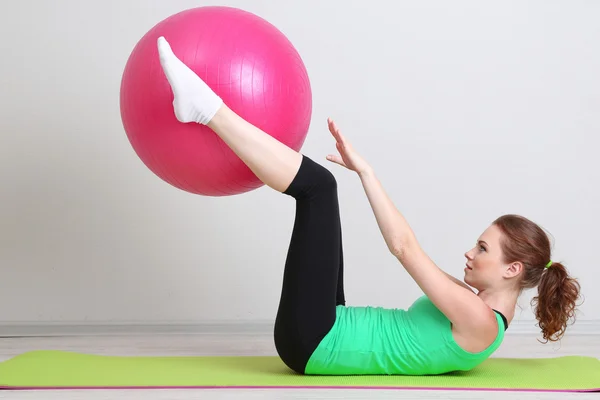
top-left (156, 37), bottom-right (581, 376)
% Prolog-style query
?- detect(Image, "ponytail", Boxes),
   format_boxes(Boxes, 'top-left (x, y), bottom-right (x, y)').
top-left (531, 262), bottom-right (581, 343)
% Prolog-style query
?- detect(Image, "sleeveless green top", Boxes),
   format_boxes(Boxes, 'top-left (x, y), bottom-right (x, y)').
top-left (305, 295), bottom-right (505, 375)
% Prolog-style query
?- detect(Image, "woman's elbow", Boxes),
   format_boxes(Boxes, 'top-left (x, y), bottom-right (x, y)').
top-left (389, 235), bottom-right (418, 259)
top-left (390, 245), bottom-right (404, 259)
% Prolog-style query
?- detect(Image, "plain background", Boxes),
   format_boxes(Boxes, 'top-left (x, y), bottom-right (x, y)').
top-left (0, 0), bottom-right (598, 332)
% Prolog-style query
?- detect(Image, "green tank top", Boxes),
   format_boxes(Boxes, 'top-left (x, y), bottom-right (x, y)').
top-left (305, 295), bottom-right (505, 375)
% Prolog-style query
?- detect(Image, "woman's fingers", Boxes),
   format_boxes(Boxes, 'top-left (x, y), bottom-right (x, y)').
top-left (327, 118), bottom-right (337, 137)
top-left (328, 118), bottom-right (344, 144)
top-left (332, 121), bottom-right (350, 150)
top-left (327, 118), bottom-right (352, 170)
top-left (326, 154), bottom-right (346, 168)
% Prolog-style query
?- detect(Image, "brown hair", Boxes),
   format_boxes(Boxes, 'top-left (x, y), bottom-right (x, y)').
top-left (492, 214), bottom-right (582, 343)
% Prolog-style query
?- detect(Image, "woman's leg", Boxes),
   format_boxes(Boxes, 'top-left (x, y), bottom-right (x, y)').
top-left (157, 37), bottom-right (345, 373)
top-left (157, 37), bottom-right (302, 193)
top-left (274, 155), bottom-right (344, 374)
top-left (336, 225), bottom-right (346, 307)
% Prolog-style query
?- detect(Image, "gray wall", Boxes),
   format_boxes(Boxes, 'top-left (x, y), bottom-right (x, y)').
top-left (0, 0), bottom-right (597, 331)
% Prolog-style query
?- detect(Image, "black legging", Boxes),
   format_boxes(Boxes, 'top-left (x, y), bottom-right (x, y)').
top-left (273, 155), bottom-right (345, 374)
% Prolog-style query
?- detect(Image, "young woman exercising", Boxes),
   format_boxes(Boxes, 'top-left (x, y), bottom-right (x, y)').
top-left (156, 36), bottom-right (581, 376)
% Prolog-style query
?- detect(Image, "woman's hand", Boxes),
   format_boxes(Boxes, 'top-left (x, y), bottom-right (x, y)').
top-left (326, 118), bottom-right (371, 175)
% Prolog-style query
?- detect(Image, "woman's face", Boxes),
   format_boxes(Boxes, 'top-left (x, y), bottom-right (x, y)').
top-left (464, 224), bottom-right (507, 290)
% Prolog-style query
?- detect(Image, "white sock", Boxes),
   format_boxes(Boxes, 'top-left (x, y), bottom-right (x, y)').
top-left (157, 36), bottom-right (223, 125)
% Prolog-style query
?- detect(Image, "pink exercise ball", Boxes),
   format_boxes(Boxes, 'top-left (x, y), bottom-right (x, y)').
top-left (120, 6), bottom-right (312, 196)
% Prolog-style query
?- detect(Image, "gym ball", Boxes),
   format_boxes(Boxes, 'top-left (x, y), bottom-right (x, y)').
top-left (120, 6), bottom-right (312, 196)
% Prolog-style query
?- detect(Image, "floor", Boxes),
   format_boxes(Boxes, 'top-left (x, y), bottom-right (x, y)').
top-left (0, 333), bottom-right (598, 399)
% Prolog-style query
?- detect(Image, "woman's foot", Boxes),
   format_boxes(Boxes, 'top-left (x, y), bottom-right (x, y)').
top-left (157, 36), bottom-right (223, 125)
top-left (157, 36), bottom-right (302, 193)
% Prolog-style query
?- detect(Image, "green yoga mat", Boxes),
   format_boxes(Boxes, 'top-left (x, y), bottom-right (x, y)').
top-left (0, 351), bottom-right (598, 392)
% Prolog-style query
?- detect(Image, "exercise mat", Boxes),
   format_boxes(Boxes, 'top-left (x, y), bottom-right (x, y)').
top-left (0, 351), bottom-right (598, 392)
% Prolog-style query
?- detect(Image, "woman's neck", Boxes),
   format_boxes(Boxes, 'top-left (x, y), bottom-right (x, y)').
top-left (477, 288), bottom-right (519, 323)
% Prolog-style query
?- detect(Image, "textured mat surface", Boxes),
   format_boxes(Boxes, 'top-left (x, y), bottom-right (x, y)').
top-left (0, 351), bottom-right (598, 392)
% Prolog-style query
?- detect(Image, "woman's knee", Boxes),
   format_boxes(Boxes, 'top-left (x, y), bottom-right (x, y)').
top-left (286, 156), bottom-right (337, 198)
top-left (299, 155), bottom-right (337, 191)
top-left (312, 162), bottom-right (337, 191)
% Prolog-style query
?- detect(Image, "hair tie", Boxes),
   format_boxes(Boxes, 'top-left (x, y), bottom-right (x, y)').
top-left (545, 260), bottom-right (553, 269)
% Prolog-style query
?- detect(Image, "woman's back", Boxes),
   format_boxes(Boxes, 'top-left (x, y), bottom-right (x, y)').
top-left (304, 295), bottom-right (505, 375)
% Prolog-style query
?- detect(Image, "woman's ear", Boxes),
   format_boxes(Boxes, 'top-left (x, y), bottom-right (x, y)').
top-left (505, 261), bottom-right (523, 279)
